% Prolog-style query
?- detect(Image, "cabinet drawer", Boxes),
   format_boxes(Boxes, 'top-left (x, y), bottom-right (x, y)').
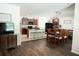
top-left (8, 35), bottom-right (16, 39)
top-left (7, 35), bottom-right (17, 48)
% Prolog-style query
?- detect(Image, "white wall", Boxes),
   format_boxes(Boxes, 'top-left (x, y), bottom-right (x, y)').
top-left (71, 3), bottom-right (79, 55)
top-left (13, 3), bottom-right (71, 16)
top-left (38, 4), bottom-right (75, 30)
top-left (0, 4), bottom-right (21, 45)
top-left (37, 12), bottom-right (56, 30)
top-left (38, 17), bottom-right (49, 30)
top-left (58, 4), bottom-right (74, 30)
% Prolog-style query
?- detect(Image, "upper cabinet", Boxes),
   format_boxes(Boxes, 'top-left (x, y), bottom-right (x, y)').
top-left (21, 17), bottom-right (38, 25)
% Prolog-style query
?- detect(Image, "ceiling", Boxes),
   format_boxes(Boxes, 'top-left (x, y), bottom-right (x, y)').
top-left (10, 3), bottom-right (73, 16)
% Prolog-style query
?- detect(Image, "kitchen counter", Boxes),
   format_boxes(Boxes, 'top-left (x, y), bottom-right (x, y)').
top-left (29, 29), bottom-right (45, 32)
top-left (28, 29), bottom-right (46, 40)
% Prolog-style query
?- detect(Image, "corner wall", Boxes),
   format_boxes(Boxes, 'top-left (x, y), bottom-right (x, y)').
top-left (58, 4), bottom-right (74, 30)
top-left (71, 3), bottom-right (79, 55)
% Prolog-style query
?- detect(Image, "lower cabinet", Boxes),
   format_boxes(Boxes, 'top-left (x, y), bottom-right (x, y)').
top-left (7, 35), bottom-right (17, 49)
top-left (0, 35), bottom-right (8, 50)
top-left (29, 31), bottom-right (46, 40)
top-left (0, 34), bottom-right (17, 50)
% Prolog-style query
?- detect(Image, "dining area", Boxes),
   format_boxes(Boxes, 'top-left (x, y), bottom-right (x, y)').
top-left (45, 17), bottom-right (73, 48)
top-left (46, 27), bottom-right (73, 47)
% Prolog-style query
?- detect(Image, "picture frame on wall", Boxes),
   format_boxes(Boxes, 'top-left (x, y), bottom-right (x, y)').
top-left (64, 20), bottom-right (72, 24)
top-left (0, 13), bottom-right (12, 22)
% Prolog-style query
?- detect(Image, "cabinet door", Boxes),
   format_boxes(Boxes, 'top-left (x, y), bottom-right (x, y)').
top-left (22, 28), bottom-right (28, 34)
top-left (0, 35), bottom-right (8, 50)
top-left (8, 35), bottom-right (17, 48)
top-left (33, 20), bottom-right (38, 25)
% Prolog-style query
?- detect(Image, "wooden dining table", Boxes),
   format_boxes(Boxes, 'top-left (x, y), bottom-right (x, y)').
top-left (46, 28), bottom-right (73, 47)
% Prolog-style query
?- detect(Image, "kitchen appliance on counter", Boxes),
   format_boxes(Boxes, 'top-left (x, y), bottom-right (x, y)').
top-left (28, 26), bottom-right (33, 29)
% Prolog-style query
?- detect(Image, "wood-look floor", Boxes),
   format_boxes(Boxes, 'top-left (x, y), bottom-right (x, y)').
top-left (0, 39), bottom-right (78, 56)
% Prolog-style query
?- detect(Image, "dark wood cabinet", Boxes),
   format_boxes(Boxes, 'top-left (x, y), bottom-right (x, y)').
top-left (21, 17), bottom-right (38, 25)
top-left (7, 35), bottom-right (17, 49)
top-left (33, 19), bottom-right (38, 25)
top-left (22, 28), bottom-right (28, 34)
top-left (0, 34), bottom-right (17, 50)
top-left (0, 35), bottom-right (8, 50)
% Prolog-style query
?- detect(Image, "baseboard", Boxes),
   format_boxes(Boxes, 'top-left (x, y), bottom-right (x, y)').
top-left (71, 50), bottom-right (79, 55)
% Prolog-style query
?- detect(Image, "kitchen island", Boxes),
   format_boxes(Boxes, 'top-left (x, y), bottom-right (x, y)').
top-left (28, 29), bottom-right (46, 40)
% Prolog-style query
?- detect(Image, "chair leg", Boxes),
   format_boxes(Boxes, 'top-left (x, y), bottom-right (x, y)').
top-left (52, 38), bottom-right (58, 47)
